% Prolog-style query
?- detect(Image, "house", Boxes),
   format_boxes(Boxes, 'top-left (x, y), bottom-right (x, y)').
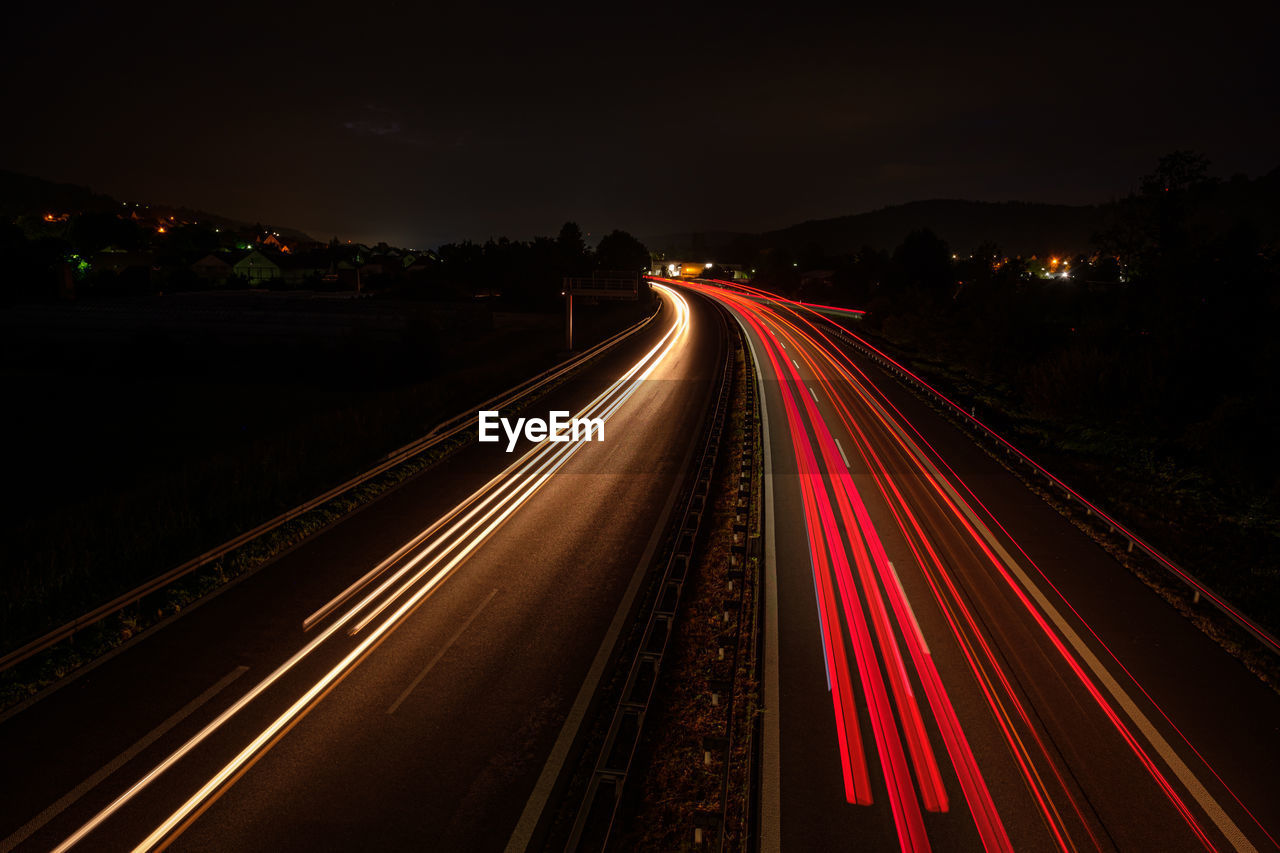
top-left (321, 259), bottom-right (361, 290)
top-left (402, 251), bottom-right (438, 271)
top-left (232, 250), bottom-right (281, 283)
top-left (258, 233), bottom-right (292, 253)
top-left (405, 257), bottom-right (435, 276)
top-left (191, 253), bottom-right (232, 281)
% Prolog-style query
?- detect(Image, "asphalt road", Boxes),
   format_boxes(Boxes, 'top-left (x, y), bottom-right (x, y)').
top-left (681, 280), bottom-right (1280, 853)
top-left (0, 284), bottom-right (727, 853)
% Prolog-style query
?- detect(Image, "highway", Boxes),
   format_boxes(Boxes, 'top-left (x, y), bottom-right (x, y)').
top-left (678, 279), bottom-right (1280, 853)
top-left (6, 274), bottom-right (1278, 853)
top-left (0, 283), bottom-right (728, 852)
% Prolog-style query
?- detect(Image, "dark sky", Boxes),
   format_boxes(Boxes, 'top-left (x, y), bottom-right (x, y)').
top-left (3, 1), bottom-right (1276, 248)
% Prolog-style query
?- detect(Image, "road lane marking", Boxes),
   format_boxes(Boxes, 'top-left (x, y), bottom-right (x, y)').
top-left (0, 666), bottom-right (248, 853)
top-left (887, 561), bottom-right (929, 656)
top-left (387, 589), bottom-right (499, 714)
top-left (834, 437), bottom-right (850, 468)
top-left (792, 358), bottom-right (801, 371)
top-left (852, 366), bottom-right (1255, 852)
top-left (808, 385), bottom-right (820, 405)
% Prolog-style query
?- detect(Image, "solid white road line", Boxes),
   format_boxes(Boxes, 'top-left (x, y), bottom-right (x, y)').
top-left (0, 666), bottom-right (248, 853)
top-left (387, 589), bottom-right (498, 714)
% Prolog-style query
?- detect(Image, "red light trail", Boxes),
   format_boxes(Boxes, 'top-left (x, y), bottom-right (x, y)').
top-left (662, 277), bottom-right (1270, 853)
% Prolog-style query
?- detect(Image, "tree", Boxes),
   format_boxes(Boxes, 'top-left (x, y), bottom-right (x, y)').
top-left (557, 221), bottom-right (591, 275)
top-left (891, 228), bottom-right (953, 296)
top-left (594, 230), bottom-right (650, 273)
top-left (1139, 150), bottom-right (1213, 197)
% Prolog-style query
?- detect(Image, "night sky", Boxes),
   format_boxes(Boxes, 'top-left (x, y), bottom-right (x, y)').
top-left (3, 1), bottom-right (1276, 248)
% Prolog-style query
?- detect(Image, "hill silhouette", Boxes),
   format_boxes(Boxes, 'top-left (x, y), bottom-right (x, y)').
top-left (0, 170), bottom-right (315, 243)
top-left (646, 199), bottom-right (1104, 262)
top-left (762, 199), bottom-right (1102, 256)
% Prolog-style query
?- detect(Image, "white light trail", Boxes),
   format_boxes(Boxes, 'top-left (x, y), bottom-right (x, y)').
top-left (52, 285), bottom-right (691, 853)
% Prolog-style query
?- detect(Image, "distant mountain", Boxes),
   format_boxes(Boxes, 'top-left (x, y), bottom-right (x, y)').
top-left (0, 170), bottom-right (119, 220)
top-left (647, 199), bottom-right (1106, 262)
top-left (762, 199), bottom-right (1103, 257)
top-left (0, 170), bottom-right (315, 244)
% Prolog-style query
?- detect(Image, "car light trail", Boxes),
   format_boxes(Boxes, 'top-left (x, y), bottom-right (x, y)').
top-left (744, 288), bottom-right (1194, 848)
top-left (51, 285), bottom-right (691, 853)
top-left (762, 292), bottom-right (1252, 852)
top-left (681, 277), bottom-right (1071, 852)
top-left (771, 301), bottom-right (1278, 851)
top-left (793, 314), bottom-right (1277, 852)
top-left (782, 319), bottom-right (958, 831)
top-left (736, 302), bottom-right (934, 848)
top-left (710, 276), bottom-right (1278, 660)
top-left (677, 277), bottom-right (1267, 853)
top-left (760, 301), bottom-right (1081, 851)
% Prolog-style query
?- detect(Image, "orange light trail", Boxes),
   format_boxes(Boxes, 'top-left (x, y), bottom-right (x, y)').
top-left (51, 285), bottom-right (692, 853)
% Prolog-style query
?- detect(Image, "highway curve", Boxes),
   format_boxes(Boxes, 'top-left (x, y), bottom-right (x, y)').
top-left (680, 279), bottom-right (1280, 853)
top-left (0, 284), bottom-right (729, 853)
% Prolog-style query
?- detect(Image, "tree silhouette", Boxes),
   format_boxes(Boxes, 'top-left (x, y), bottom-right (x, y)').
top-left (891, 228), bottom-right (953, 297)
top-left (557, 221), bottom-right (591, 275)
top-left (594, 230), bottom-right (650, 273)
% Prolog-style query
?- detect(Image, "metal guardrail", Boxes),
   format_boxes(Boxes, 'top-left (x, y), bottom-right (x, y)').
top-left (814, 316), bottom-right (1280, 658)
top-left (563, 308), bottom-right (737, 852)
top-left (0, 304), bottom-right (664, 675)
